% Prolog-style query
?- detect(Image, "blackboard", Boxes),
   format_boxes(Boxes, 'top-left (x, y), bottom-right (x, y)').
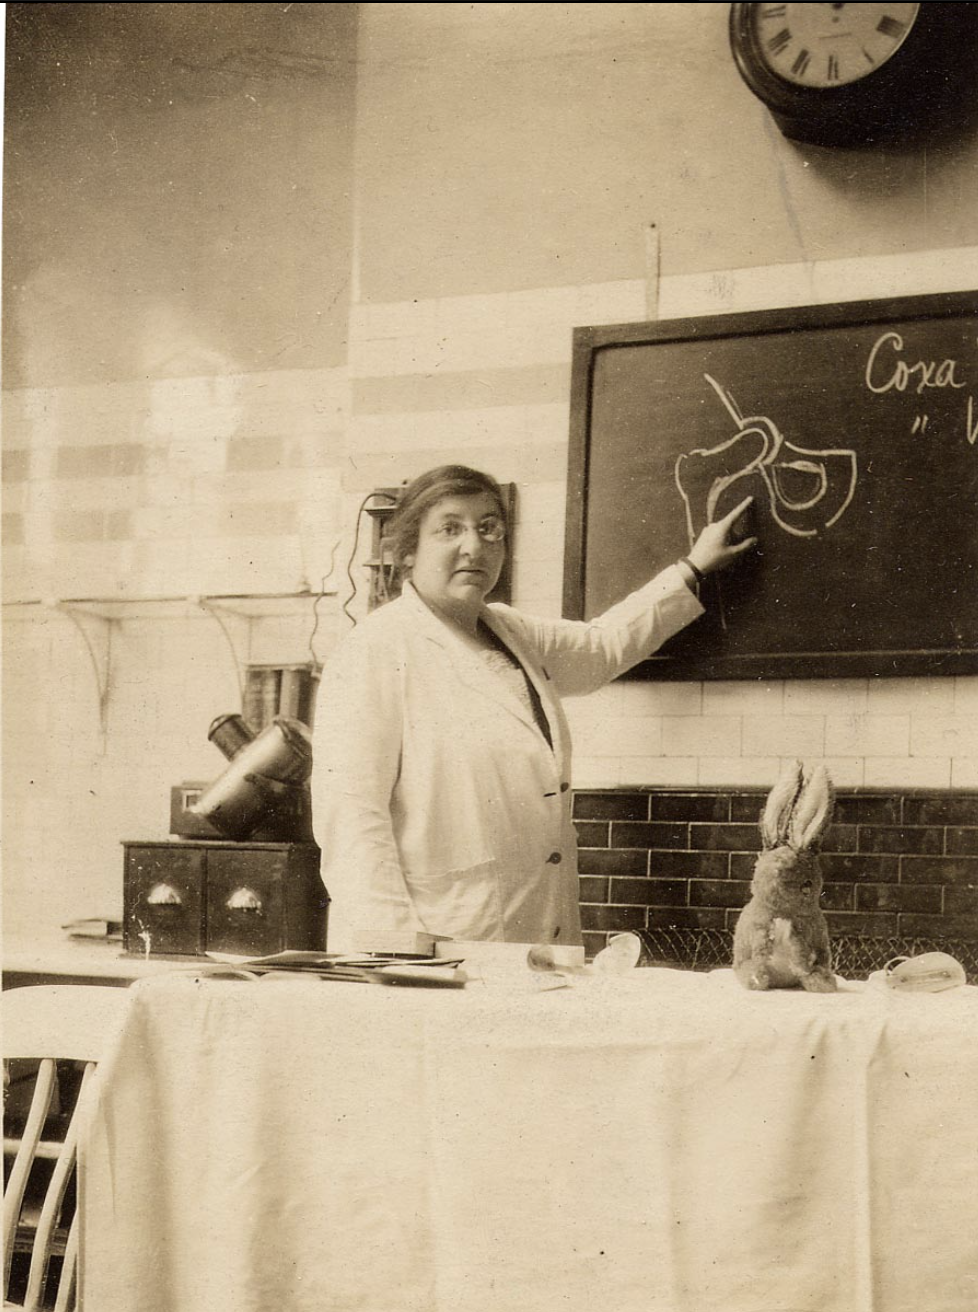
top-left (563, 290), bottom-right (978, 680)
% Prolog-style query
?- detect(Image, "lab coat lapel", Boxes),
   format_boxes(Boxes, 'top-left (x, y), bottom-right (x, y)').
top-left (401, 584), bottom-right (558, 750)
top-left (480, 607), bottom-right (565, 761)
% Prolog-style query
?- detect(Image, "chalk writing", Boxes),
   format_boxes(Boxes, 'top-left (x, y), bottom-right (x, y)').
top-left (864, 330), bottom-right (977, 443)
top-left (864, 331), bottom-right (966, 396)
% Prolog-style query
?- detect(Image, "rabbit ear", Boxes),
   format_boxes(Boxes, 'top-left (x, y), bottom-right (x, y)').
top-left (759, 760), bottom-right (804, 849)
top-left (789, 764), bottom-right (835, 851)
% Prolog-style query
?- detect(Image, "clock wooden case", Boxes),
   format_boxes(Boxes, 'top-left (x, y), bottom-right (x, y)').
top-left (729, 2), bottom-right (977, 146)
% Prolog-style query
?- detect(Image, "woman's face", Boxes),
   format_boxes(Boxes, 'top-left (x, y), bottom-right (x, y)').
top-left (406, 492), bottom-right (506, 624)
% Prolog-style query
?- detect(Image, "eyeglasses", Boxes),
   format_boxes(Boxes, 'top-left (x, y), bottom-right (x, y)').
top-left (429, 515), bottom-right (506, 544)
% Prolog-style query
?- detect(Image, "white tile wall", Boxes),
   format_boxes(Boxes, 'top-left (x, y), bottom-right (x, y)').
top-left (618, 757), bottom-right (700, 788)
top-left (343, 248), bottom-right (978, 797)
top-left (4, 251), bottom-right (978, 936)
top-left (3, 362), bottom-right (348, 934)
top-left (864, 757), bottom-right (953, 789)
top-left (911, 715), bottom-right (978, 759)
top-left (952, 757), bottom-right (978, 789)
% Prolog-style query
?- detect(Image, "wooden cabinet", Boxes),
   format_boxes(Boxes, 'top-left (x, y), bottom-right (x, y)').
top-left (123, 842), bottom-right (327, 958)
top-left (123, 845), bottom-right (206, 955)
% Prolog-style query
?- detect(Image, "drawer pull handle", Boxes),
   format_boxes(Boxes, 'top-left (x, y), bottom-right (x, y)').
top-left (226, 887), bottom-right (263, 912)
top-left (147, 882), bottom-right (183, 907)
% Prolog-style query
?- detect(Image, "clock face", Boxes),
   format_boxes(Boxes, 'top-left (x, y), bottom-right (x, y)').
top-left (751, 2), bottom-right (921, 89)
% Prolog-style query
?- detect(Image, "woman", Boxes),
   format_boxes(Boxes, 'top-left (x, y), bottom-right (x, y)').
top-left (311, 465), bottom-right (754, 951)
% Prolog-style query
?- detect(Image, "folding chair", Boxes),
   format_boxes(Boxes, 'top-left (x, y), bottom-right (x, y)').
top-left (3, 985), bottom-right (130, 1310)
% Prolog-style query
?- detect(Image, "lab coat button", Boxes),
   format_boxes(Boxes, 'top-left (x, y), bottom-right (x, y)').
top-left (547, 851), bottom-right (562, 865)
top-left (560, 782), bottom-right (570, 793)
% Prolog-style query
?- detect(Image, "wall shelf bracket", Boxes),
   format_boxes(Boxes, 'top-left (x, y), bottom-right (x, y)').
top-left (53, 603), bottom-right (113, 743)
top-left (194, 598), bottom-right (250, 701)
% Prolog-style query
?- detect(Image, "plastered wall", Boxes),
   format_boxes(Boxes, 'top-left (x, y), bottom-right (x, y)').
top-left (3, 3), bottom-right (977, 938)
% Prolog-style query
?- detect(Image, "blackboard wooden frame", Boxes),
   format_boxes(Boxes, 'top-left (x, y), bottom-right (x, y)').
top-left (563, 289), bottom-right (978, 681)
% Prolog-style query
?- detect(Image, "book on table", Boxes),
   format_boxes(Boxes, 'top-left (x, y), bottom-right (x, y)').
top-left (206, 948), bottom-right (467, 987)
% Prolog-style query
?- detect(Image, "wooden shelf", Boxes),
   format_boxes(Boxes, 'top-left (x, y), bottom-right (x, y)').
top-left (3, 590), bottom-right (335, 622)
top-left (3, 592), bottom-right (333, 739)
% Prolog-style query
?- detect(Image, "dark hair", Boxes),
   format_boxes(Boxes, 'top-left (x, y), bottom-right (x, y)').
top-left (386, 465), bottom-right (507, 576)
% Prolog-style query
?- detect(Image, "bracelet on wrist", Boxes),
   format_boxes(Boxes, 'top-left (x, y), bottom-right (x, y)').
top-left (679, 556), bottom-right (706, 589)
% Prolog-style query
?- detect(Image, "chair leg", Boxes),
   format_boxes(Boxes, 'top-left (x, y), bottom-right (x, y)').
top-left (23, 1062), bottom-right (94, 1312)
top-left (3, 1059), bottom-right (57, 1299)
top-left (53, 1214), bottom-right (80, 1312)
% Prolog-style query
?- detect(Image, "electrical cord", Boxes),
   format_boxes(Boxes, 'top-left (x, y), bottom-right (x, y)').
top-left (307, 537), bottom-right (341, 667)
top-left (342, 492), bottom-right (398, 627)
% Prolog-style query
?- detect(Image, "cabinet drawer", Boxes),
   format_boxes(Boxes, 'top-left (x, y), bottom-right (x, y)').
top-left (205, 849), bottom-right (288, 957)
top-left (124, 847), bottom-right (205, 955)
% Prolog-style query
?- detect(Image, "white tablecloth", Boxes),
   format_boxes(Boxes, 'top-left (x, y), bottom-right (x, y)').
top-left (78, 967), bottom-right (978, 1312)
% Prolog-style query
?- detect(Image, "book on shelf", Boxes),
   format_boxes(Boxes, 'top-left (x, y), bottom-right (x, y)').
top-left (279, 666), bottom-right (304, 720)
top-left (242, 668), bottom-right (265, 733)
top-left (242, 663), bottom-right (319, 731)
top-left (279, 665), bottom-right (320, 725)
top-left (260, 667), bottom-right (281, 727)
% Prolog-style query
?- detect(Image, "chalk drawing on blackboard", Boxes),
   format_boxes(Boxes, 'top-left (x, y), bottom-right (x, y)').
top-left (567, 290), bottom-right (977, 678)
top-left (674, 374), bottom-right (858, 544)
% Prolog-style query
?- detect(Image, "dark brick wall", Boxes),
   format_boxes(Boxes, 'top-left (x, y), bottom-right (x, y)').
top-left (574, 788), bottom-right (978, 975)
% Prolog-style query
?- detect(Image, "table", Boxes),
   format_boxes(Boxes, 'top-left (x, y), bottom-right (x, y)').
top-left (78, 964), bottom-right (978, 1312)
top-left (2, 933), bottom-right (208, 988)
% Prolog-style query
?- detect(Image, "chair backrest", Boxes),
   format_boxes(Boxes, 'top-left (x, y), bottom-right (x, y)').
top-left (3, 985), bottom-right (131, 1311)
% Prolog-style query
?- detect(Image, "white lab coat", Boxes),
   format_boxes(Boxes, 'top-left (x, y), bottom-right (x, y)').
top-left (310, 571), bottom-right (703, 949)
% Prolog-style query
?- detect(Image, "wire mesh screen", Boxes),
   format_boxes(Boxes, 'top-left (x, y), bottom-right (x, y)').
top-left (637, 927), bottom-right (734, 972)
top-left (637, 928), bottom-right (978, 984)
top-left (830, 936), bottom-right (978, 984)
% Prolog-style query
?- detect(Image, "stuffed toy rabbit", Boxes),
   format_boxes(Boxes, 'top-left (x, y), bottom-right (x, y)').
top-left (733, 760), bottom-right (837, 992)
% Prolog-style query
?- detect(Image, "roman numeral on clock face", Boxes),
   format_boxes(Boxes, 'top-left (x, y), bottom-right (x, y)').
top-left (791, 48), bottom-right (811, 77)
top-left (741, 2), bottom-right (923, 99)
top-left (876, 15), bottom-right (908, 40)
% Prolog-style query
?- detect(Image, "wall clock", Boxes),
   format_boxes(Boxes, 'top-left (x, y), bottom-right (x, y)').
top-left (729, 2), bottom-right (976, 146)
